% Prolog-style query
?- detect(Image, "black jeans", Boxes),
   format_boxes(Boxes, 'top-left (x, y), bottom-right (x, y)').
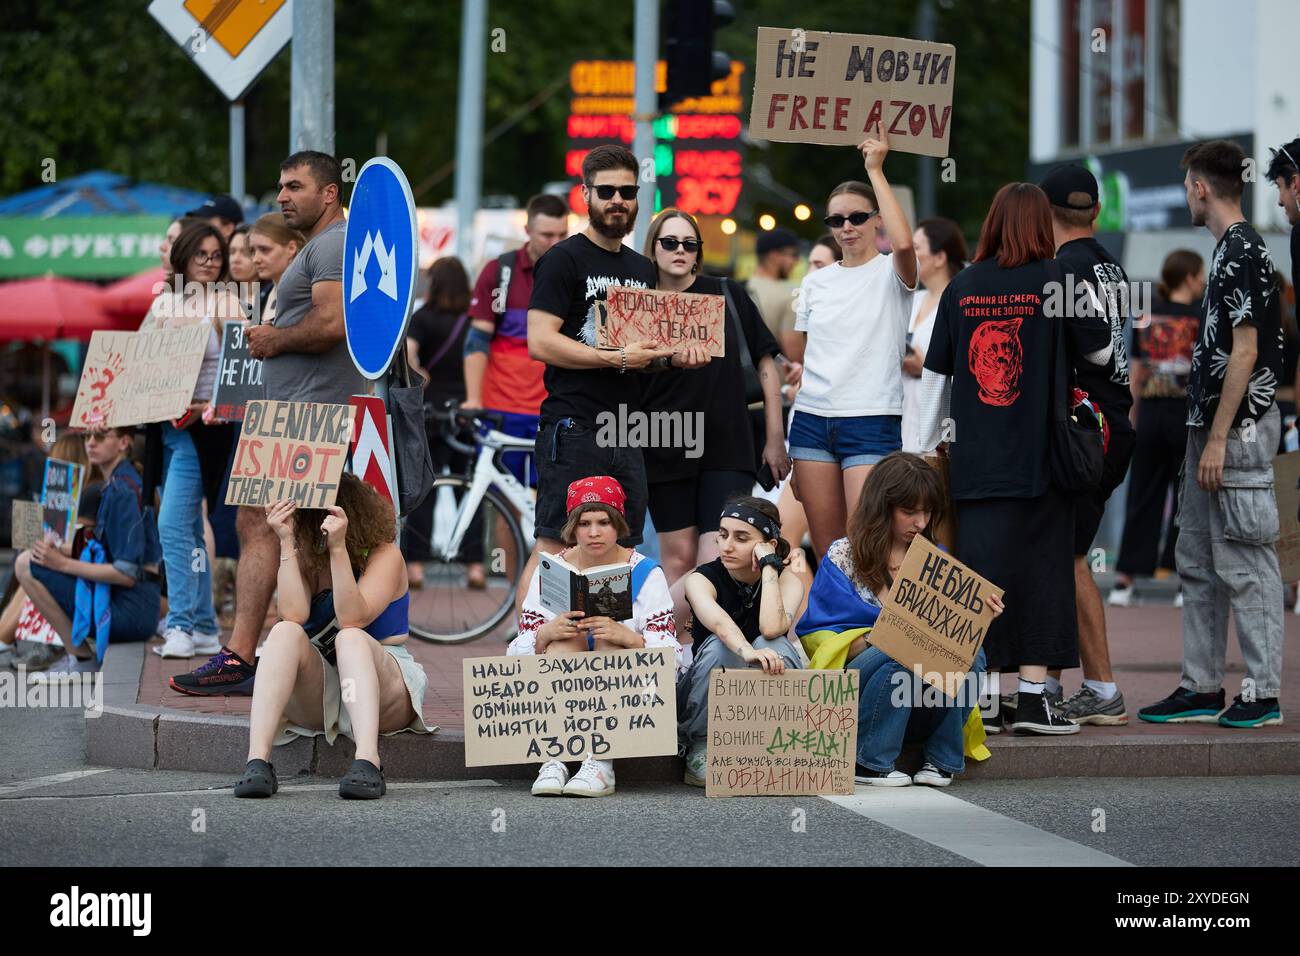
top-left (1115, 399), bottom-right (1186, 577)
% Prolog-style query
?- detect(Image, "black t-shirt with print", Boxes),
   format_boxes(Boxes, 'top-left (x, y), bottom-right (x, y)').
top-left (689, 557), bottom-right (762, 651)
top-left (528, 233), bottom-right (658, 426)
top-left (639, 276), bottom-right (779, 480)
top-left (1131, 298), bottom-right (1201, 400)
top-left (1186, 222), bottom-right (1283, 430)
top-left (925, 258), bottom-right (1110, 500)
top-left (1055, 237), bottom-right (1134, 433)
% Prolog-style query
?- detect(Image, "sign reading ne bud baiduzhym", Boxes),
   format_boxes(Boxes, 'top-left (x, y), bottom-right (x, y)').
top-left (749, 27), bottom-right (957, 157)
top-left (462, 649), bottom-right (676, 767)
top-left (868, 535), bottom-right (1002, 699)
top-left (210, 321), bottom-right (264, 422)
top-left (225, 400), bottom-right (355, 509)
top-left (597, 286), bottom-right (726, 357)
top-left (68, 324), bottom-right (211, 429)
top-left (705, 669), bottom-right (858, 798)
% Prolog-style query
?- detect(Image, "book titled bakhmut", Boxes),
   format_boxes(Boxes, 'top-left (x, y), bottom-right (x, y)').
top-left (538, 552), bottom-right (633, 621)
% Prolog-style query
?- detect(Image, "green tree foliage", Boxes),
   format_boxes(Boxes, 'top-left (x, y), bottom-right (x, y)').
top-left (1, 0), bottom-right (1028, 246)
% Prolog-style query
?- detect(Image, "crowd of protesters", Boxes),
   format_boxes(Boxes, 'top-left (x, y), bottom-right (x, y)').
top-left (5, 128), bottom-right (1298, 800)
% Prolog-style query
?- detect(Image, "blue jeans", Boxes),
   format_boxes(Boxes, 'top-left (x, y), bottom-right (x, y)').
top-left (160, 424), bottom-right (218, 635)
top-left (847, 645), bottom-right (986, 775)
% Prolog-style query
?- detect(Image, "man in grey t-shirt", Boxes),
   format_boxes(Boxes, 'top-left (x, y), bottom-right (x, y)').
top-left (171, 151), bottom-right (365, 697)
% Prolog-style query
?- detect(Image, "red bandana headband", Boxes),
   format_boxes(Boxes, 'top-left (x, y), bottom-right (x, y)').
top-left (566, 476), bottom-right (627, 516)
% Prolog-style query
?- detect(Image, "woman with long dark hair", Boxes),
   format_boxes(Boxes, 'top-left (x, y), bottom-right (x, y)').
top-left (640, 209), bottom-right (789, 614)
top-left (796, 453), bottom-right (1001, 785)
top-left (236, 473), bottom-right (430, 799)
top-left (915, 183), bottom-right (1112, 736)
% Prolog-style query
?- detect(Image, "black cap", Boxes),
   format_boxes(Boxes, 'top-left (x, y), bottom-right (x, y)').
top-left (756, 228), bottom-right (799, 257)
top-left (1038, 164), bottom-right (1099, 210)
top-left (184, 194), bottom-right (245, 224)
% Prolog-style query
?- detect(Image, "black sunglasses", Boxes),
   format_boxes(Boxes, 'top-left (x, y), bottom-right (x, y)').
top-left (587, 183), bottom-right (639, 201)
top-left (823, 210), bottom-right (878, 228)
top-left (656, 237), bottom-right (701, 253)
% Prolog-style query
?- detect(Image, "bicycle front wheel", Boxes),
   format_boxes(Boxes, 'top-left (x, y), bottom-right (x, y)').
top-left (404, 476), bottom-right (527, 644)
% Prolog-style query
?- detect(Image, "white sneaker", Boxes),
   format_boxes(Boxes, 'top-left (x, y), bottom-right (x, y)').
top-left (913, 761), bottom-right (954, 787)
top-left (562, 754), bottom-right (616, 797)
top-left (1106, 585), bottom-right (1134, 607)
top-left (531, 759), bottom-right (570, 797)
top-left (1173, 590), bottom-right (1184, 609)
top-left (154, 627), bottom-right (195, 658)
top-left (191, 630), bottom-right (222, 655)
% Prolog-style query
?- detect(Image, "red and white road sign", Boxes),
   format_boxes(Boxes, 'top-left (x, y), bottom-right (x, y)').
top-left (348, 395), bottom-right (396, 507)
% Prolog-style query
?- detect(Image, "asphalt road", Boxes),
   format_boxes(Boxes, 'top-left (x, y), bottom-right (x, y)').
top-left (2, 705), bottom-right (1298, 869)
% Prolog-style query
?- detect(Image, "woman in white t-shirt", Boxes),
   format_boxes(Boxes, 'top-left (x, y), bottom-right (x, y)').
top-left (790, 124), bottom-right (917, 557)
top-left (901, 218), bottom-right (968, 454)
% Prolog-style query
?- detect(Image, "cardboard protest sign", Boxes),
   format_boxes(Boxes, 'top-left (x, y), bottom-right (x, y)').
top-left (69, 324), bottom-right (212, 428)
top-left (462, 648), bottom-right (676, 767)
top-left (597, 286), bottom-right (726, 357)
top-left (749, 27), bottom-right (957, 157)
top-left (1273, 451), bottom-right (1300, 582)
top-left (11, 499), bottom-right (44, 550)
top-left (210, 321), bottom-right (264, 422)
top-left (41, 459), bottom-right (85, 546)
top-left (705, 668), bottom-right (858, 797)
top-left (225, 400), bottom-right (356, 509)
top-left (869, 535), bottom-right (1001, 699)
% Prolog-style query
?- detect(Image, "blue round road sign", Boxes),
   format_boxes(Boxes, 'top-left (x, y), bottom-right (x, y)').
top-left (342, 157), bottom-right (419, 380)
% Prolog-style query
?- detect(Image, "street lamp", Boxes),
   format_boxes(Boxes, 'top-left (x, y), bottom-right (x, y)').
top-left (794, 203), bottom-right (811, 221)
top-left (720, 218), bottom-right (737, 235)
top-left (758, 214), bottom-right (776, 231)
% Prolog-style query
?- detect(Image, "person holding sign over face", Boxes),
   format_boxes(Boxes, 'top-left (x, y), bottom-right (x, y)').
top-left (510, 476), bottom-right (681, 798)
top-left (789, 123), bottom-right (917, 560)
top-left (234, 473), bottom-right (432, 799)
top-left (676, 495), bottom-right (805, 787)
top-left (797, 453), bottom-right (1001, 785)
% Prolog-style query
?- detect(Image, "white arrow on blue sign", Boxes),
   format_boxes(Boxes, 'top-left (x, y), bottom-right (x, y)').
top-left (342, 157), bottom-right (419, 380)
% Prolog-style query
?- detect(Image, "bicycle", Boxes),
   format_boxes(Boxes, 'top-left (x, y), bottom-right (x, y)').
top-left (404, 402), bottom-right (537, 644)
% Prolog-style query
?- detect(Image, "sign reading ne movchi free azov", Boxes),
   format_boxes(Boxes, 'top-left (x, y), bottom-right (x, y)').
top-left (342, 158), bottom-right (419, 380)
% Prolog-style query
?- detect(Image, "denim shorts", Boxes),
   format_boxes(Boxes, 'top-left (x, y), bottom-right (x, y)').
top-left (788, 411), bottom-right (902, 468)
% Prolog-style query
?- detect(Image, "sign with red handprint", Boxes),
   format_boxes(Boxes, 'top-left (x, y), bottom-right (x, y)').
top-left (597, 286), bottom-right (726, 357)
top-left (69, 325), bottom-right (211, 428)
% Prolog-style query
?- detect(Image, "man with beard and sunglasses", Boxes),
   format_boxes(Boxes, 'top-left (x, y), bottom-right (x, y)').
top-left (523, 144), bottom-right (711, 611)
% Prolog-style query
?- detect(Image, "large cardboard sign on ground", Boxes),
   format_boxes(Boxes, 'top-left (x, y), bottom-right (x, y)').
top-left (11, 499), bottom-right (44, 550)
top-left (598, 286), bottom-right (726, 357)
top-left (225, 400), bottom-right (355, 509)
top-left (869, 535), bottom-right (1001, 699)
top-left (462, 648), bottom-right (676, 767)
top-left (1274, 451), bottom-right (1300, 582)
top-left (211, 321), bottom-right (264, 422)
top-left (749, 27), bottom-right (956, 157)
top-left (705, 668), bottom-right (858, 797)
top-left (69, 325), bottom-right (211, 428)
top-left (41, 459), bottom-right (85, 546)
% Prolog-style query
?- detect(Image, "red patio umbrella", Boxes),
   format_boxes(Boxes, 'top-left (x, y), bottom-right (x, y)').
top-left (101, 266), bottom-right (167, 322)
top-left (0, 275), bottom-right (132, 342)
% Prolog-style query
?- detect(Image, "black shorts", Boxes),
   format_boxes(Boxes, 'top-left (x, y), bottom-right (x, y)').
top-left (647, 470), bottom-right (755, 534)
top-left (535, 418), bottom-right (647, 546)
top-left (1073, 425), bottom-right (1137, 555)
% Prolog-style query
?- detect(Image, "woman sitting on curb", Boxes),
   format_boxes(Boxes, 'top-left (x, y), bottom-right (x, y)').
top-left (235, 473), bottom-right (433, 800)
top-left (511, 476), bottom-right (681, 798)
top-left (677, 495), bottom-right (807, 786)
top-left (797, 452), bottom-right (1002, 787)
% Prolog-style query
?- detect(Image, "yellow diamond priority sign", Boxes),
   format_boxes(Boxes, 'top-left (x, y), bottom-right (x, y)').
top-left (149, 0), bottom-right (292, 102)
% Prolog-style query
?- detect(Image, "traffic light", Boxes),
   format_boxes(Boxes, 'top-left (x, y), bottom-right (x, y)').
top-left (661, 0), bottom-right (735, 111)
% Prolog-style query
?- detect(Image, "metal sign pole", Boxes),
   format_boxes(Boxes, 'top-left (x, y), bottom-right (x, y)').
top-left (230, 100), bottom-right (245, 202)
top-left (631, 0), bottom-right (659, 253)
top-left (290, 0), bottom-right (335, 153)
top-left (454, 0), bottom-right (487, 264)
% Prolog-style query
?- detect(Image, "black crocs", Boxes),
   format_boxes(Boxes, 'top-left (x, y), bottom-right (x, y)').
top-left (338, 758), bottom-right (386, 799)
top-left (234, 759), bottom-right (278, 798)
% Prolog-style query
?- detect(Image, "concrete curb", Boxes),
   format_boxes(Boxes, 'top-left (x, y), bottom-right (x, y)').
top-left (87, 644), bottom-right (1300, 781)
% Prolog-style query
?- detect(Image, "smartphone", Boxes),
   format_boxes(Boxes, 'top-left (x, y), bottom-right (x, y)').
top-left (756, 462), bottom-right (777, 492)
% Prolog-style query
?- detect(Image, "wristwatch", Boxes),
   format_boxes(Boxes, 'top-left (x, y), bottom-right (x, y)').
top-left (757, 553), bottom-right (784, 574)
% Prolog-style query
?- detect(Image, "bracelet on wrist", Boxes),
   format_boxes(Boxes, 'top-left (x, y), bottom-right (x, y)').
top-left (280, 549), bottom-right (297, 563)
top-left (757, 553), bottom-right (784, 574)
top-left (619, 346), bottom-right (627, 374)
